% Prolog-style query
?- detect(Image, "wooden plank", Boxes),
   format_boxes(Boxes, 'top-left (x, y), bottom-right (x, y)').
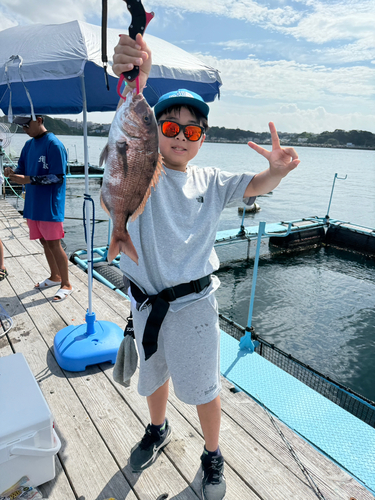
top-left (0, 229), bottom-right (42, 257)
top-left (0, 319), bottom-right (14, 357)
top-left (68, 261), bottom-right (131, 317)
top-left (219, 377), bottom-right (375, 500)
top-left (0, 218), bottom-right (28, 237)
top-left (70, 262), bottom-right (373, 499)
top-left (0, 277), bottom-right (75, 500)
top-left (101, 363), bottom-right (261, 499)
top-left (165, 373), bottom-right (343, 500)
top-left (69, 365), bottom-right (201, 500)
top-left (4, 257), bottom-right (137, 500)
top-left (0, 284), bottom-right (14, 357)
top-left (9, 256), bottom-right (199, 499)
top-left (0, 231), bottom-right (28, 257)
top-left (29, 254), bottom-right (130, 331)
top-left (0, 216), bottom-right (43, 256)
top-left (0, 336), bottom-right (13, 357)
top-left (39, 457), bottom-right (76, 500)
top-left (0, 225), bottom-right (42, 256)
top-left (31, 259), bottom-right (259, 498)
top-left (2, 202), bottom-right (372, 500)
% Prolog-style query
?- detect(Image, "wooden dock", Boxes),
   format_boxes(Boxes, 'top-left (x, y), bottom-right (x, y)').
top-left (1, 198), bottom-right (373, 500)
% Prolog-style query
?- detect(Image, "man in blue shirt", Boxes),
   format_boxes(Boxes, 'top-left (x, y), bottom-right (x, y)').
top-left (4, 115), bottom-right (73, 301)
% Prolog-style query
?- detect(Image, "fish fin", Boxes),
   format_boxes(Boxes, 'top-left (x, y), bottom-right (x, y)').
top-left (99, 144), bottom-right (109, 167)
top-left (130, 154), bottom-right (165, 222)
top-left (108, 233), bottom-right (139, 265)
top-left (100, 192), bottom-right (110, 215)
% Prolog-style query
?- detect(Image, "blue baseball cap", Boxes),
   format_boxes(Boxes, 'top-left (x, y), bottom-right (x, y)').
top-left (154, 89), bottom-right (209, 120)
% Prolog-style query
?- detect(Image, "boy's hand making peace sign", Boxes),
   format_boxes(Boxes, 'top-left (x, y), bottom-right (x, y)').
top-left (244, 122), bottom-right (300, 197)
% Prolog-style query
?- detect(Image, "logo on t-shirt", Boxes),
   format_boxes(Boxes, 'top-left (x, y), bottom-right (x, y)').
top-left (196, 196), bottom-right (204, 203)
top-left (39, 156), bottom-right (49, 169)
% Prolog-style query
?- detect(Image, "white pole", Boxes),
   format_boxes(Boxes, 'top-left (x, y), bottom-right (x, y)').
top-left (81, 75), bottom-right (93, 315)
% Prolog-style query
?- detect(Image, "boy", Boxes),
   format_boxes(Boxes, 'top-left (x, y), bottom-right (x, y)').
top-left (113, 34), bottom-right (299, 500)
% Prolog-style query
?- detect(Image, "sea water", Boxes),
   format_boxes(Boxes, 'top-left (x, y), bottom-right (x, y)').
top-left (5, 135), bottom-right (375, 401)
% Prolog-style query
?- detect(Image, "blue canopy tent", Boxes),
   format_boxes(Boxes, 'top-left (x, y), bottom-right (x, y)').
top-left (0, 20), bottom-right (222, 371)
top-left (0, 20), bottom-right (221, 114)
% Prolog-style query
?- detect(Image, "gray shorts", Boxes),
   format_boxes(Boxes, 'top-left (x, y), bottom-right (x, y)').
top-left (132, 293), bottom-right (222, 405)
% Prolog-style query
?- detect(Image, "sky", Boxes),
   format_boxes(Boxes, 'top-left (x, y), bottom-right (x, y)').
top-left (0, 0), bottom-right (374, 134)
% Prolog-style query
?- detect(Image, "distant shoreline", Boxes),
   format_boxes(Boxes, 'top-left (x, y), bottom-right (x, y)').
top-left (204, 140), bottom-right (375, 151)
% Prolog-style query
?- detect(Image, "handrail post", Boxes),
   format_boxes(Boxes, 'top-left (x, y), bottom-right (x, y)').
top-left (239, 221), bottom-right (265, 351)
top-left (326, 173), bottom-right (347, 219)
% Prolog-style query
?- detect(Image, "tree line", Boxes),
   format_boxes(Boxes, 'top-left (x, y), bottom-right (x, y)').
top-left (1, 115), bottom-right (374, 148)
top-left (206, 126), bottom-right (375, 148)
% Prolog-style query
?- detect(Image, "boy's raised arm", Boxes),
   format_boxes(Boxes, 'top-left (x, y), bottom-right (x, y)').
top-left (244, 122), bottom-right (300, 197)
top-left (113, 33), bottom-right (152, 100)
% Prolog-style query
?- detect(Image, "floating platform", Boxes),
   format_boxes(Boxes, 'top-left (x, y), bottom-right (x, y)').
top-left (71, 216), bottom-right (375, 302)
top-left (1, 198), bottom-right (375, 498)
top-left (326, 221), bottom-right (375, 256)
top-left (66, 161), bottom-right (104, 175)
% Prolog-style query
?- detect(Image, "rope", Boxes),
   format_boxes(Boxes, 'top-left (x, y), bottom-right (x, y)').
top-left (4, 177), bottom-right (25, 199)
top-left (2, 152), bottom-right (25, 199)
top-left (257, 395), bottom-right (327, 500)
top-left (83, 193), bottom-right (95, 284)
top-left (101, 0), bottom-right (110, 90)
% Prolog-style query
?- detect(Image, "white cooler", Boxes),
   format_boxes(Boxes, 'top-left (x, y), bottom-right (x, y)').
top-left (0, 353), bottom-right (61, 494)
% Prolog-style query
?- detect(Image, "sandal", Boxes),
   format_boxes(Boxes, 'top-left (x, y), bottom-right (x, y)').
top-left (53, 287), bottom-right (74, 302)
top-left (0, 269), bottom-right (8, 281)
top-left (35, 278), bottom-right (61, 289)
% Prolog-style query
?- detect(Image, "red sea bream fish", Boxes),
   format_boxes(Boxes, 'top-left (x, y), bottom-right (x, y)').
top-left (100, 91), bottom-right (163, 264)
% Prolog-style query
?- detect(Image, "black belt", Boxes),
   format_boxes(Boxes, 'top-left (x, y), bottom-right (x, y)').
top-left (130, 275), bottom-right (212, 360)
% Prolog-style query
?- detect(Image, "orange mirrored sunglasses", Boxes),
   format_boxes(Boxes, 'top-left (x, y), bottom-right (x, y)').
top-left (158, 120), bottom-right (204, 142)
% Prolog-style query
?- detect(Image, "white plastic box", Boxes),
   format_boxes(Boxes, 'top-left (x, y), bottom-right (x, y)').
top-left (0, 353), bottom-right (61, 494)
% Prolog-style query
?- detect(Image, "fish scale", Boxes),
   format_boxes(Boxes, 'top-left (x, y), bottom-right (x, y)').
top-left (100, 92), bottom-right (164, 264)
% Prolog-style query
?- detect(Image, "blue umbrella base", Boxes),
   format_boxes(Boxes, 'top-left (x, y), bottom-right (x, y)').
top-left (54, 313), bottom-right (124, 372)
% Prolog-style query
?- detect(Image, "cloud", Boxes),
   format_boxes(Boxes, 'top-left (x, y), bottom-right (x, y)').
top-left (147, 0), bottom-right (301, 27)
top-left (282, 1), bottom-right (375, 44)
top-left (211, 40), bottom-right (258, 51)
top-left (1, 0), bottom-right (90, 26)
top-left (148, 0), bottom-right (374, 46)
top-left (0, 0), bottom-right (129, 29)
top-left (198, 54), bottom-right (375, 104)
top-left (1, 0), bottom-right (373, 134)
top-left (313, 36), bottom-right (375, 64)
top-left (196, 53), bottom-right (375, 132)
top-left (279, 103), bottom-right (300, 114)
top-left (208, 99), bottom-right (375, 133)
top-left (1, 0), bottom-right (373, 54)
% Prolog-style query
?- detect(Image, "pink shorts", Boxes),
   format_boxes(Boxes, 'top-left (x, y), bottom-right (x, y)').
top-left (27, 219), bottom-right (65, 241)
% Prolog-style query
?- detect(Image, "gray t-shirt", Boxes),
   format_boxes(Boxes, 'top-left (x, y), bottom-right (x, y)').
top-left (120, 164), bottom-right (255, 310)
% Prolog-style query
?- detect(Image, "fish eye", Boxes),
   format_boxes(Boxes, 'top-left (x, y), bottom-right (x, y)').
top-left (143, 115), bottom-right (150, 123)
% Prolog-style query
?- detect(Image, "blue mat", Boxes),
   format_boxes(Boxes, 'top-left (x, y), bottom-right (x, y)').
top-left (220, 331), bottom-right (375, 494)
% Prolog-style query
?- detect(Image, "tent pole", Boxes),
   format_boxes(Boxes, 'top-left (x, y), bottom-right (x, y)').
top-left (81, 75), bottom-right (93, 316)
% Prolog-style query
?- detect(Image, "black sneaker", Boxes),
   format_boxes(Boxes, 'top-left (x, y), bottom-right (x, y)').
top-left (200, 452), bottom-right (226, 500)
top-left (130, 419), bottom-right (172, 472)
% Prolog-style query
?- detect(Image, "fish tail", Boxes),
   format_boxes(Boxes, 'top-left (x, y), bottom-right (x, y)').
top-left (108, 233), bottom-right (139, 265)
